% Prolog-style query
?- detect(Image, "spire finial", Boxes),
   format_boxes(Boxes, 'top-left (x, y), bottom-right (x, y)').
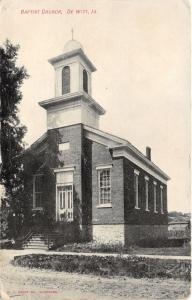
top-left (71, 28), bottom-right (74, 40)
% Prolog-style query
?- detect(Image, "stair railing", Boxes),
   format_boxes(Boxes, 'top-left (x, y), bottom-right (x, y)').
top-left (45, 233), bottom-right (50, 249)
top-left (21, 230), bottom-right (34, 249)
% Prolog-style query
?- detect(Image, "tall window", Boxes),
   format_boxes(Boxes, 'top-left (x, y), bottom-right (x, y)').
top-left (145, 176), bottom-right (149, 211)
top-left (134, 170), bottom-right (140, 209)
top-left (62, 66), bottom-right (70, 94)
top-left (160, 185), bottom-right (164, 214)
top-left (83, 69), bottom-right (88, 93)
top-left (98, 169), bottom-right (111, 205)
top-left (153, 181), bottom-right (157, 213)
top-left (33, 175), bottom-right (43, 208)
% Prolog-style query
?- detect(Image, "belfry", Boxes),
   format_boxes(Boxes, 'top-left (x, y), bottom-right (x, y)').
top-left (39, 39), bottom-right (105, 130)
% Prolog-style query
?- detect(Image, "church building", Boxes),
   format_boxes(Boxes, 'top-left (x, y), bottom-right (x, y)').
top-left (25, 38), bottom-right (170, 245)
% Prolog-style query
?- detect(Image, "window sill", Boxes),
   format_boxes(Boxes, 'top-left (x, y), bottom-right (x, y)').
top-left (96, 204), bottom-right (112, 208)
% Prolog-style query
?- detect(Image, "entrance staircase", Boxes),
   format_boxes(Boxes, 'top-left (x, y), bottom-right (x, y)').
top-left (18, 231), bottom-right (65, 250)
top-left (23, 233), bottom-right (50, 250)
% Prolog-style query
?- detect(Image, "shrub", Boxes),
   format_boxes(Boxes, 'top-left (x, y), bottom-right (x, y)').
top-left (56, 241), bottom-right (128, 253)
top-left (0, 239), bottom-right (15, 249)
top-left (12, 254), bottom-right (191, 281)
top-left (136, 238), bottom-right (185, 248)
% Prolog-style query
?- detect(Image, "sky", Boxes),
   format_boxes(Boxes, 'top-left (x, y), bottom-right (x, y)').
top-left (0, 0), bottom-right (190, 212)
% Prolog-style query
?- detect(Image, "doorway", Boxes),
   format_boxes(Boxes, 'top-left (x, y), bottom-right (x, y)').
top-left (57, 184), bottom-right (73, 221)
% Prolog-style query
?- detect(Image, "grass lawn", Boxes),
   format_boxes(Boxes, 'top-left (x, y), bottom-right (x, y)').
top-left (1, 249), bottom-right (190, 300)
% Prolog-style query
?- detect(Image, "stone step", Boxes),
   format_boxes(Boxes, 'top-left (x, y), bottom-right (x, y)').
top-left (24, 241), bottom-right (53, 247)
top-left (25, 240), bottom-right (53, 246)
top-left (26, 242), bottom-right (47, 245)
top-left (24, 246), bottom-right (48, 250)
top-left (22, 232), bottom-right (61, 250)
top-left (24, 241), bottom-right (47, 245)
top-left (24, 243), bottom-right (48, 247)
top-left (29, 238), bottom-right (46, 242)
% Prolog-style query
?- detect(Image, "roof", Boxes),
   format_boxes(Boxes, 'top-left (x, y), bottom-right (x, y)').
top-left (63, 39), bottom-right (84, 53)
top-left (84, 125), bottom-right (170, 182)
top-left (48, 48), bottom-right (96, 72)
top-left (28, 125), bottom-right (170, 183)
top-left (27, 132), bottom-right (47, 151)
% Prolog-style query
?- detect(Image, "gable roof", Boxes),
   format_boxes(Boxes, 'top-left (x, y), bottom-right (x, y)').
top-left (27, 132), bottom-right (47, 153)
top-left (28, 125), bottom-right (170, 183)
top-left (84, 125), bottom-right (170, 183)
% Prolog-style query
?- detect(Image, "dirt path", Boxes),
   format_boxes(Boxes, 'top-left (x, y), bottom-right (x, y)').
top-left (0, 250), bottom-right (190, 300)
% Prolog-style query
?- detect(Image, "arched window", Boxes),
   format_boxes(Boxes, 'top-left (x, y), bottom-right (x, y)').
top-left (62, 66), bottom-right (70, 94)
top-left (83, 69), bottom-right (88, 93)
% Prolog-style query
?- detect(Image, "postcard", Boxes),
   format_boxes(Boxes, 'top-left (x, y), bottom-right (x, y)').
top-left (0, 0), bottom-right (190, 299)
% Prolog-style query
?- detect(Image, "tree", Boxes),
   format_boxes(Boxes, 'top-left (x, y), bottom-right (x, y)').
top-left (0, 40), bottom-right (28, 237)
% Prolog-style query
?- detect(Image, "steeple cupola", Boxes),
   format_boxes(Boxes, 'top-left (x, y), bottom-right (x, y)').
top-left (63, 39), bottom-right (84, 52)
top-left (39, 38), bottom-right (105, 130)
top-left (49, 39), bottom-right (96, 97)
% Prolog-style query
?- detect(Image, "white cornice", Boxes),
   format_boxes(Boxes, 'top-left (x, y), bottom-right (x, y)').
top-left (113, 145), bottom-right (170, 180)
top-left (38, 92), bottom-right (105, 115)
top-left (84, 126), bottom-right (170, 183)
top-left (84, 125), bottom-right (127, 146)
top-left (112, 148), bottom-right (168, 184)
top-left (48, 48), bottom-right (97, 72)
top-left (47, 100), bottom-right (81, 113)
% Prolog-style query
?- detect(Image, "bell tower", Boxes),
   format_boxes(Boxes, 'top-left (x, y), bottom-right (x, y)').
top-left (53, 39), bottom-right (93, 97)
top-left (39, 38), bottom-right (105, 130)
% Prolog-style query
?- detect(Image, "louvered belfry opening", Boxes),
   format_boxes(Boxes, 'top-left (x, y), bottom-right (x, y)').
top-left (62, 66), bottom-right (70, 94)
top-left (83, 69), bottom-right (88, 93)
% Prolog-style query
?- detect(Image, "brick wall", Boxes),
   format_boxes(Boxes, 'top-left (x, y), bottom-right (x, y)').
top-left (81, 135), bottom-right (92, 226)
top-left (48, 124), bottom-right (93, 240)
top-left (91, 142), bottom-right (124, 225)
top-left (26, 124), bottom-right (168, 244)
top-left (52, 124), bottom-right (83, 225)
top-left (123, 158), bottom-right (168, 226)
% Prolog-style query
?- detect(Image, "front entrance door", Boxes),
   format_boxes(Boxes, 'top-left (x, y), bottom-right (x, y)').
top-left (57, 184), bottom-right (73, 221)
